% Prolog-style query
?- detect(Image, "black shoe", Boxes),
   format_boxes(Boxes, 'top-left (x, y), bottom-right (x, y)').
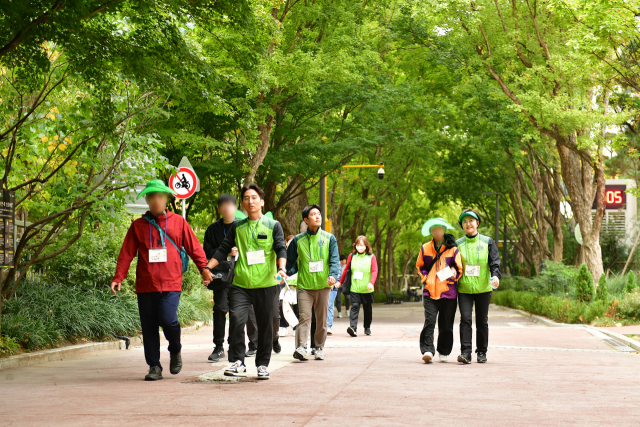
top-left (245, 348), bottom-right (257, 357)
top-left (477, 352), bottom-right (487, 363)
top-left (208, 347), bottom-right (225, 362)
top-left (272, 339), bottom-right (282, 354)
top-left (457, 353), bottom-right (472, 364)
top-left (347, 326), bottom-right (357, 337)
top-left (364, 328), bottom-right (371, 336)
top-left (145, 366), bottom-right (163, 381)
top-left (169, 352), bottom-right (182, 375)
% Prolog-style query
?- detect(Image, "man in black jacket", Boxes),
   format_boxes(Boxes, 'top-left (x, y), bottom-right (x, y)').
top-left (203, 194), bottom-right (258, 362)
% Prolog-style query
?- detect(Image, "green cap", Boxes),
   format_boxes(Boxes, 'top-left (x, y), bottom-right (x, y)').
top-left (421, 218), bottom-right (455, 237)
top-left (458, 210), bottom-right (480, 227)
top-left (136, 179), bottom-right (177, 200)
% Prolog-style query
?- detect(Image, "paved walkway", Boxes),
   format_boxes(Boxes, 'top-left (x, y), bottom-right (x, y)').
top-left (1, 303), bottom-right (639, 426)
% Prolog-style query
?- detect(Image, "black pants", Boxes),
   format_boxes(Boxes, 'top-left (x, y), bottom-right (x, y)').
top-left (458, 292), bottom-right (492, 354)
top-left (334, 287), bottom-right (342, 313)
top-left (420, 297), bottom-right (457, 355)
top-left (213, 286), bottom-right (258, 352)
top-left (350, 302), bottom-right (372, 330)
top-left (344, 293), bottom-right (351, 312)
top-left (228, 285), bottom-right (277, 367)
top-left (253, 284), bottom-right (280, 342)
top-left (137, 291), bottom-right (181, 370)
top-left (245, 306), bottom-right (260, 351)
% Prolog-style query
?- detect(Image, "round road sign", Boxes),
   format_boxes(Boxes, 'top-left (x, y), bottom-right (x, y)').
top-left (169, 167), bottom-right (197, 199)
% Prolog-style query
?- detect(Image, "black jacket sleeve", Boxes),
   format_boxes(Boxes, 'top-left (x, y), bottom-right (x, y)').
top-left (203, 223), bottom-right (218, 259)
top-left (487, 238), bottom-right (501, 279)
top-left (212, 223), bottom-right (237, 263)
top-left (272, 221), bottom-right (288, 260)
top-left (286, 236), bottom-right (299, 275)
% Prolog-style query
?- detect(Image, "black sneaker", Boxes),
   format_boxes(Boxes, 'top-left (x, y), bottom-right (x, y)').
top-left (477, 352), bottom-right (487, 363)
top-left (347, 326), bottom-right (357, 337)
top-left (272, 339), bottom-right (282, 354)
top-left (169, 352), bottom-right (182, 375)
top-left (457, 353), bottom-right (472, 364)
top-left (364, 328), bottom-right (371, 336)
top-left (145, 366), bottom-right (163, 381)
top-left (246, 348), bottom-right (257, 357)
top-left (208, 347), bottom-right (225, 362)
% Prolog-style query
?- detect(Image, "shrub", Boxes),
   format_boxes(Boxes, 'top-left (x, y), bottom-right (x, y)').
top-left (574, 263), bottom-right (594, 303)
top-left (618, 289), bottom-right (640, 320)
top-left (595, 274), bottom-right (608, 301)
top-left (1, 278), bottom-right (212, 351)
top-left (0, 337), bottom-right (20, 356)
top-left (625, 271), bottom-right (637, 293)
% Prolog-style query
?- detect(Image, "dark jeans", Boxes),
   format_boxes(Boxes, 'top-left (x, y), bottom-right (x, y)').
top-left (334, 287), bottom-right (342, 313)
top-left (350, 302), bottom-right (372, 330)
top-left (228, 285), bottom-right (277, 367)
top-left (137, 291), bottom-right (182, 370)
top-left (213, 286), bottom-right (258, 353)
top-left (420, 297), bottom-right (457, 355)
top-left (458, 292), bottom-right (492, 354)
top-left (344, 293), bottom-right (351, 312)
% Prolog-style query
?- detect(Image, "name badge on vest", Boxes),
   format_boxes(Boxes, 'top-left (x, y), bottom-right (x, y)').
top-left (247, 250), bottom-right (265, 265)
top-left (353, 271), bottom-right (364, 280)
top-left (436, 267), bottom-right (454, 281)
top-left (465, 265), bottom-right (480, 277)
top-left (149, 248), bottom-right (167, 263)
top-left (309, 260), bottom-right (323, 273)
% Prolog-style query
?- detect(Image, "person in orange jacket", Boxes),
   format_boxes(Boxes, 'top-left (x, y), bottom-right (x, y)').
top-left (111, 180), bottom-right (213, 381)
top-left (416, 218), bottom-right (462, 364)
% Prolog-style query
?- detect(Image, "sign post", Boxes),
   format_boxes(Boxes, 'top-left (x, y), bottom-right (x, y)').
top-left (169, 157), bottom-right (199, 219)
top-left (0, 190), bottom-right (16, 267)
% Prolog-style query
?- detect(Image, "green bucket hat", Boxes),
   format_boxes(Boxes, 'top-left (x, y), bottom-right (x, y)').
top-left (458, 210), bottom-right (480, 227)
top-left (421, 218), bottom-right (455, 237)
top-left (136, 179), bottom-right (177, 200)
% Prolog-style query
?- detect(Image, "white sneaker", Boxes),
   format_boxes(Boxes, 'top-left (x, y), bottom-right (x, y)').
top-left (315, 349), bottom-right (324, 360)
top-left (224, 361), bottom-right (247, 377)
top-left (422, 352), bottom-right (433, 363)
top-left (278, 327), bottom-right (287, 337)
top-left (337, 312), bottom-right (342, 318)
top-left (327, 327), bottom-right (332, 335)
top-left (293, 346), bottom-right (308, 361)
top-left (257, 365), bottom-right (269, 380)
top-left (438, 353), bottom-right (448, 363)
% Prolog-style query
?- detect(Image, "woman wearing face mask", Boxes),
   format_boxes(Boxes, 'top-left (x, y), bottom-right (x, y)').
top-left (456, 209), bottom-right (501, 365)
top-left (338, 236), bottom-right (378, 337)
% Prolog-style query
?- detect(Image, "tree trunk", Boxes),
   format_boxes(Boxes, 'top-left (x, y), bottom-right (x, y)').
top-left (556, 141), bottom-right (605, 283)
top-left (245, 116), bottom-right (273, 185)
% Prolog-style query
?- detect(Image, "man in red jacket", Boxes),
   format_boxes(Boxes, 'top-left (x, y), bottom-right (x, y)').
top-left (111, 180), bottom-right (213, 381)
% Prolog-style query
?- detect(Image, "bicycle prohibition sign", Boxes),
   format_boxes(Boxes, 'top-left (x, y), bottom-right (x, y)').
top-left (169, 167), bottom-right (197, 199)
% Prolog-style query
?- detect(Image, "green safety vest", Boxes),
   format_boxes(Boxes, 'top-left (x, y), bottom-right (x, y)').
top-left (295, 230), bottom-right (332, 290)
top-left (456, 234), bottom-right (492, 294)
top-left (350, 253), bottom-right (373, 294)
top-left (233, 215), bottom-right (278, 289)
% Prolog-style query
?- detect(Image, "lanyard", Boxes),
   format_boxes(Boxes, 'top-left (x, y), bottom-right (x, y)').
top-left (248, 217), bottom-right (262, 249)
top-left (148, 213), bottom-right (167, 248)
top-left (223, 222), bottom-right (232, 238)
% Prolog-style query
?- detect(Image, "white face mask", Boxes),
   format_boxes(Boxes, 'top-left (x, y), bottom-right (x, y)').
top-left (356, 245), bottom-right (366, 253)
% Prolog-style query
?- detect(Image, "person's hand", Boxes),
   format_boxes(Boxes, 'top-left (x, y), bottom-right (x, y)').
top-left (335, 282), bottom-right (342, 289)
top-left (491, 276), bottom-right (499, 288)
top-left (327, 276), bottom-right (336, 287)
top-left (276, 268), bottom-right (287, 283)
top-left (229, 247), bottom-right (238, 257)
top-left (110, 281), bottom-right (121, 295)
top-left (202, 268), bottom-right (213, 285)
top-left (367, 283), bottom-right (374, 291)
top-left (450, 267), bottom-right (457, 278)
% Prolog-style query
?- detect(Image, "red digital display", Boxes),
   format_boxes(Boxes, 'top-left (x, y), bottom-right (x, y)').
top-left (593, 185), bottom-right (626, 210)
